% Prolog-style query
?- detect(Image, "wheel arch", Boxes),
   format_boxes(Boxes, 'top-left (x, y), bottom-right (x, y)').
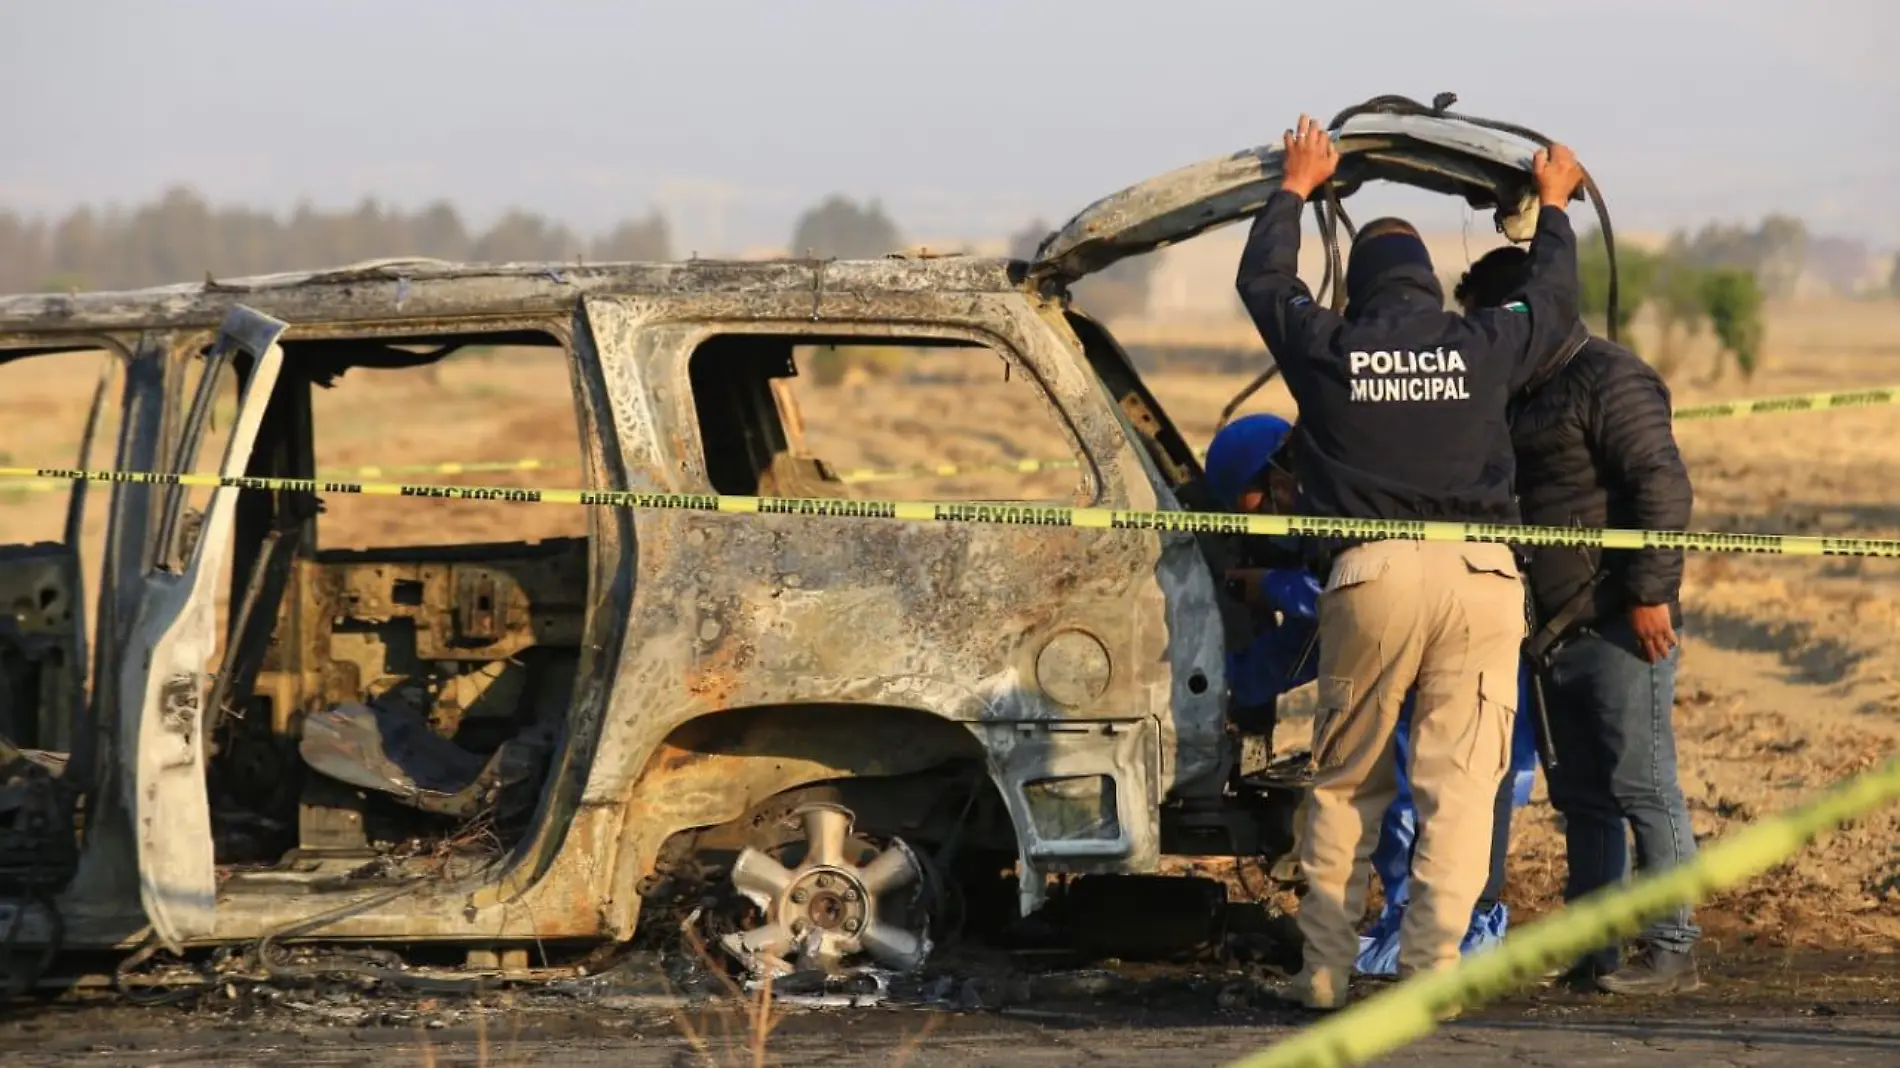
top-left (603, 702), bottom-right (995, 933)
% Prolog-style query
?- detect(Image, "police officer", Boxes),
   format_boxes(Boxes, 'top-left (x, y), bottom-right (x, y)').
top-left (1207, 415), bottom-right (1540, 981)
top-left (1235, 114), bottom-right (1586, 1009)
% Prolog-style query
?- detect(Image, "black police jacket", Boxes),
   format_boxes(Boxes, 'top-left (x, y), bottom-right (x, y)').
top-left (1510, 334), bottom-right (1694, 630)
top-left (1235, 189), bottom-right (1581, 525)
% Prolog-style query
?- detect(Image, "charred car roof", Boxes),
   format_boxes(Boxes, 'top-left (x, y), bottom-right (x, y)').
top-left (0, 255), bottom-right (1028, 343)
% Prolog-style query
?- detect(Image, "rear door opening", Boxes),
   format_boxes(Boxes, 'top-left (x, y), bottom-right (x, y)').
top-left (202, 323), bottom-right (604, 905)
top-left (0, 343), bottom-right (125, 906)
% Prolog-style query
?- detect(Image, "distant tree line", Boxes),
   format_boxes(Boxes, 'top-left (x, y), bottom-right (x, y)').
top-left (788, 195), bottom-right (905, 261)
top-left (2, 186), bottom-right (1163, 323)
top-left (1577, 234), bottom-right (1760, 382)
top-left (0, 186), bottom-right (673, 294)
top-left (781, 196), bottom-right (1159, 323)
top-left (1568, 212), bottom-right (1900, 383)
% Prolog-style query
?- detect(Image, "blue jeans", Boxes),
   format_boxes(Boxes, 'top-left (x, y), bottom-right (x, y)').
top-left (1542, 617), bottom-right (1701, 959)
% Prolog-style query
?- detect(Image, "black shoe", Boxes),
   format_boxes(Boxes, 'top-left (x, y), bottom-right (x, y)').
top-left (1596, 944), bottom-right (1701, 996)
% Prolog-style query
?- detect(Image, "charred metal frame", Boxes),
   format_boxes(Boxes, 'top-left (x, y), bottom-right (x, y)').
top-left (0, 254), bottom-right (1230, 951)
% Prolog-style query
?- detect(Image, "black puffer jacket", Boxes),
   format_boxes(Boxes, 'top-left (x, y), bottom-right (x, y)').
top-left (1510, 335), bottom-right (1694, 632)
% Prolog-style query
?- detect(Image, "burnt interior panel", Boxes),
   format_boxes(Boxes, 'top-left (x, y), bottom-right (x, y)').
top-left (0, 544), bottom-right (83, 754)
top-left (209, 332), bottom-right (592, 878)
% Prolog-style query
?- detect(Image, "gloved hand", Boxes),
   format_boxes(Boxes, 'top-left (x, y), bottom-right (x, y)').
top-left (1260, 568), bottom-right (1321, 622)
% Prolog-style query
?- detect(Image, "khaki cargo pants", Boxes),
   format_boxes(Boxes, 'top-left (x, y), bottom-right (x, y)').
top-left (1294, 540), bottom-right (1524, 1007)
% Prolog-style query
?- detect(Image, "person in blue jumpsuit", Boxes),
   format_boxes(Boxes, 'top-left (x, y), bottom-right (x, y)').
top-left (1209, 413), bottom-right (1540, 976)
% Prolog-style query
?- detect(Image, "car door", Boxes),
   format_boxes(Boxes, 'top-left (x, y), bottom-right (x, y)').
top-left (579, 289), bottom-right (1205, 884)
top-left (119, 305), bottom-right (286, 949)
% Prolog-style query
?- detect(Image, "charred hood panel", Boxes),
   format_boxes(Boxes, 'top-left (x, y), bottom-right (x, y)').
top-left (1030, 112), bottom-right (1579, 286)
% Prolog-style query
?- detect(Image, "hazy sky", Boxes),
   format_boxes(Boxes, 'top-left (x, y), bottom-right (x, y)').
top-left (4, 0), bottom-right (1897, 253)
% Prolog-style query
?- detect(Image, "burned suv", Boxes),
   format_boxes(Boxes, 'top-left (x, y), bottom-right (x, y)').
top-left (0, 103), bottom-right (1586, 984)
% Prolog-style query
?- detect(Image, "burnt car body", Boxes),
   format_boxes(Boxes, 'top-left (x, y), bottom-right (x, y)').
top-left (0, 108), bottom-right (1575, 975)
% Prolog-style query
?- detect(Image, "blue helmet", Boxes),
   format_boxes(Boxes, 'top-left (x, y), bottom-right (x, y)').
top-left (1205, 413), bottom-right (1293, 511)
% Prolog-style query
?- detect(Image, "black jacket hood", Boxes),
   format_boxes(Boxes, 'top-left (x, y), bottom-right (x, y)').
top-left (1344, 232), bottom-right (1445, 320)
top-left (1517, 318), bottom-right (1593, 397)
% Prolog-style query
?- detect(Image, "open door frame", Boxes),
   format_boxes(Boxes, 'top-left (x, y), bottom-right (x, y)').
top-left (118, 305), bottom-right (286, 949)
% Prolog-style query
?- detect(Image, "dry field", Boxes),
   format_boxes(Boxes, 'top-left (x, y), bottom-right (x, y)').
top-left (4, 297), bottom-right (1900, 963)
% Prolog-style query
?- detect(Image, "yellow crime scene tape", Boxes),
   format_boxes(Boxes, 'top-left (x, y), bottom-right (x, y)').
top-left (8, 464), bottom-right (1900, 559)
top-left (0, 454), bottom-right (1045, 493)
top-left (1225, 754), bottom-right (1900, 1068)
top-left (0, 457), bottom-right (568, 495)
top-left (3, 384), bottom-right (1896, 499)
top-left (1670, 383), bottom-right (1900, 420)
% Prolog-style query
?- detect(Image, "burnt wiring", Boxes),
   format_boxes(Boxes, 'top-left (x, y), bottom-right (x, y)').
top-left (1216, 91), bottom-right (1621, 432)
top-left (110, 878), bottom-right (487, 1006)
top-left (1234, 854), bottom-right (1271, 906)
top-left (113, 935), bottom-right (223, 1007)
top-left (249, 879), bottom-right (486, 995)
top-left (1321, 91), bottom-right (1622, 342)
top-left (1215, 365), bottom-right (1283, 432)
top-left (918, 770), bottom-right (989, 951)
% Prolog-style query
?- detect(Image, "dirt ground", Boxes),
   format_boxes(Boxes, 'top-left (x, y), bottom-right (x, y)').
top-left (0, 956), bottom-right (1897, 1066)
top-left (4, 296), bottom-right (1900, 1063)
